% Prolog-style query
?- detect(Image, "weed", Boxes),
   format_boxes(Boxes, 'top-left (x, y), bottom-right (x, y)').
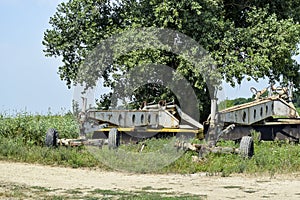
top-left (0, 112), bottom-right (79, 146)
top-left (1, 112), bottom-right (300, 176)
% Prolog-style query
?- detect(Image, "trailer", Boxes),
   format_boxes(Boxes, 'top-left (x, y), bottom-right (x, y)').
top-left (45, 84), bottom-right (300, 158)
top-left (77, 102), bottom-right (203, 148)
top-left (216, 85), bottom-right (300, 142)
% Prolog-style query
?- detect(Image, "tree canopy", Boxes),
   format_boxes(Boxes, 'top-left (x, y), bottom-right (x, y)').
top-left (43, 0), bottom-right (300, 120)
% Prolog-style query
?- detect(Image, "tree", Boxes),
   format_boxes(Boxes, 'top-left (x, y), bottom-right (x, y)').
top-left (223, 0), bottom-right (300, 25)
top-left (43, 0), bottom-right (119, 86)
top-left (43, 0), bottom-right (300, 121)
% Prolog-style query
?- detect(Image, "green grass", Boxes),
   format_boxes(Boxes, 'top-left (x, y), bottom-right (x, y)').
top-left (0, 133), bottom-right (299, 176)
top-left (0, 111), bottom-right (100, 168)
top-left (0, 111), bottom-right (78, 146)
top-left (0, 136), bottom-right (102, 168)
top-left (88, 137), bottom-right (186, 173)
top-left (0, 182), bottom-right (204, 200)
top-left (0, 112), bottom-right (300, 175)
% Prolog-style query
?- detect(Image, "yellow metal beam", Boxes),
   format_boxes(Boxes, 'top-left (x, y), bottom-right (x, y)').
top-left (98, 127), bottom-right (201, 133)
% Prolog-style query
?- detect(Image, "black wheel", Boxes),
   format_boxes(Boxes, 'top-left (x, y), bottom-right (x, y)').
top-left (239, 136), bottom-right (254, 158)
top-left (45, 128), bottom-right (59, 147)
top-left (108, 128), bottom-right (120, 149)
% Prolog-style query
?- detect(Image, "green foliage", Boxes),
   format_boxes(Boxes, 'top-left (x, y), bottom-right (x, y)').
top-left (224, 0), bottom-right (300, 25)
top-left (0, 112), bottom-right (79, 146)
top-left (218, 97), bottom-right (254, 110)
top-left (43, 0), bottom-right (300, 86)
top-left (43, 0), bottom-right (300, 121)
top-left (42, 0), bottom-right (118, 87)
top-left (292, 91), bottom-right (300, 112)
top-left (215, 7), bottom-right (300, 86)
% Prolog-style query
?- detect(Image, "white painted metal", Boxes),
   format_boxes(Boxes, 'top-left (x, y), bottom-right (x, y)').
top-left (218, 97), bottom-right (298, 125)
top-left (87, 109), bottom-right (180, 128)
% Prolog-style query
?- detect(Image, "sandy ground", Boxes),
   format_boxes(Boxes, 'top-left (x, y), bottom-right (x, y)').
top-left (0, 161), bottom-right (300, 199)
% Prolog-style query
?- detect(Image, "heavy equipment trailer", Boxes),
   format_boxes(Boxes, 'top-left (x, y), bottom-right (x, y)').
top-left (45, 85), bottom-right (300, 158)
top-left (216, 95), bottom-right (300, 141)
top-left (204, 92), bottom-right (300, 157)
top-left (175, 85), bottom-right (300, 157)
top-left (77, 102), bottom-right (204, 148)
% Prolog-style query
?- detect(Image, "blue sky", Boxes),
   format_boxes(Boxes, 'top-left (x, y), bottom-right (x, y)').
top-left (0, 0), bottom-right (71, 114)
top-left (0, 0), bottom-right (299, 114)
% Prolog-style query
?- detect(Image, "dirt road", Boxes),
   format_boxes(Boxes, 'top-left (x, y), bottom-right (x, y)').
top-left (1, 161), bottom-right (300, 199)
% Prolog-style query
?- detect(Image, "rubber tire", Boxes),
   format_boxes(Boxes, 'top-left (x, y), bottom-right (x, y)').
top-left (239, 136), bottom-right (254, 158)
top-left (108, 128), bottom-right (120, 149)
top-left (45, 128), bottom-right (59, 147)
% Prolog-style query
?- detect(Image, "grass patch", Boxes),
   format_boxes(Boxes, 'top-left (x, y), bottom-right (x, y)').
top-left (243, 190), bottom-right (257, 193)
top-left (31, 186), bottom-right (53, 192)
top-left (256, 180), bottom-right (271, 183)
top-left (223, 185), bottom-right (243, 189)
top-left (65, 189), bottom-right (83, 194)
top-left (0, 181), bottom-right (204, 200)
top-left (88, 137), bottom-right (186, 173)
top-left (91, 189), bottom-right (129, 196)
top-left (141, 186), bottom-right (171, 191)
top-left (0, 135), bottom-right (103, 168)
top-left (0, 133), bottom-right (300, 175)
top-left (1, 113), bottom-right (300, 175)
top-left (141, 186), bottom-right (155, 191)
top-left (118, 193), bottom-right (203, 200)
top-left (142, 186), bottom-right (172, 191)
